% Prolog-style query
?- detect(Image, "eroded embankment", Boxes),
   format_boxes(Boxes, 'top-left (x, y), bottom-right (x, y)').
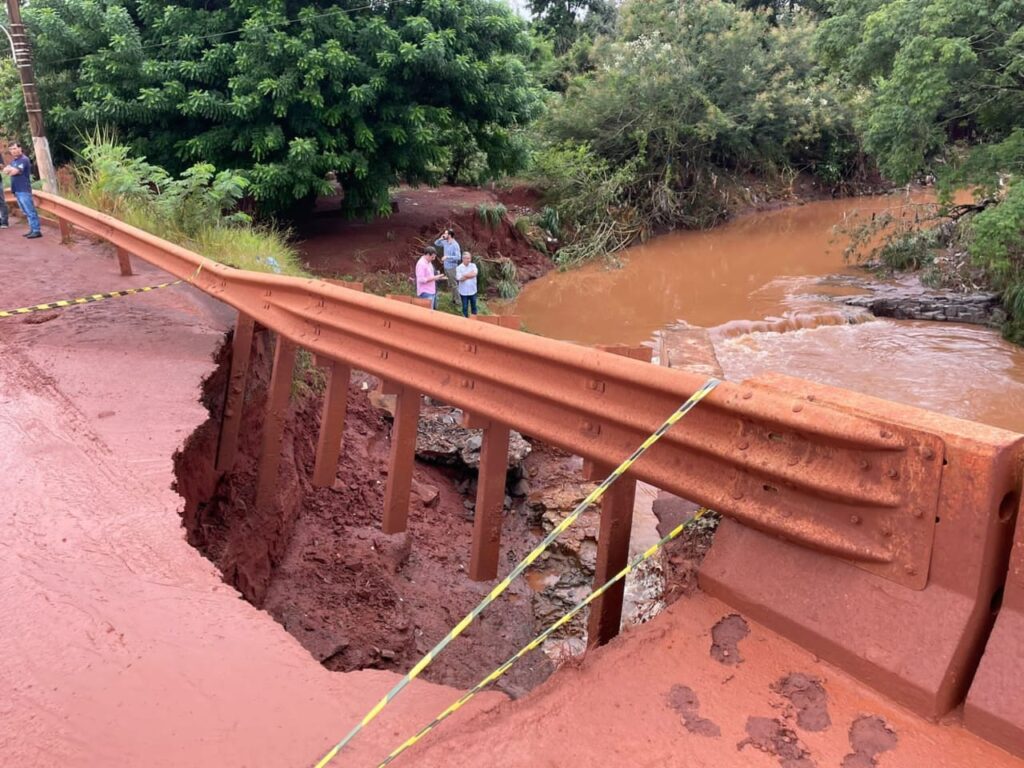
top-left (173, 329), bottom-right (553, 694)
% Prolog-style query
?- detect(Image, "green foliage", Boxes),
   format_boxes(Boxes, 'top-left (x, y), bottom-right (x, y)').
top-left (968, 180), bottom-right (1024, 292)
top-left (5, 0), bottom-right (542, 215)
top-left (293, 348), bottom-right (328, 399)
top-left (72, 134), bottom-right (303, 276)
top-left (529, 0), bottom-right (617, 56)
top-left (492, 257), bottom-right (520, 298)
top-left (817, 0), bottom-right (1024, 185)
top-left (818, 0), bottom-right (1024, 341)
top-left (476, 202), bottom-right (507, 227)
top-left (539, 205), bottom-right (561, 237)
top-left (877, 229), bottom-right (938, 271)
top-left (532, 0), bottom-right (856, 262)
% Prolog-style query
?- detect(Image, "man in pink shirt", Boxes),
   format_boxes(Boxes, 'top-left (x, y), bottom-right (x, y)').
top-left (415, 246), bottom-right (447, 309)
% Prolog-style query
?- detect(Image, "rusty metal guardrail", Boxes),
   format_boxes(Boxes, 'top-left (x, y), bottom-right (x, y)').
top-left (33, 190), bottom-right (945, 589)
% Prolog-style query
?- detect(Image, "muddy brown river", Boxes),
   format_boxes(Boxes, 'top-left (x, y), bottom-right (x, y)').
top-left (506, 194), bottom-right (1024, 434)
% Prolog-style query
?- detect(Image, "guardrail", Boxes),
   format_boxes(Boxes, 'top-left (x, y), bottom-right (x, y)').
top-left (22, 190), bottom-right (1024, 734)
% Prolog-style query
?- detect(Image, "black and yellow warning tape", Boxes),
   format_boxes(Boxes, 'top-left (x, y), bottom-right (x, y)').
top-left (0, 281), bottom-right (180, 319)
top-left (377, 507), bottom-right (712, 766)
top-left (0, 262), bottom-right (206, 320)
top-left (312, 377), bottom-right (721, 768)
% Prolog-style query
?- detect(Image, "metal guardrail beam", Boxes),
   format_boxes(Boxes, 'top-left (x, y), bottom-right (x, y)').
top-left (35, 191), bottom-right (945, 588)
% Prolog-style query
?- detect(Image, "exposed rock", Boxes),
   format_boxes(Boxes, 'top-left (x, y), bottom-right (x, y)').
top-left (524, 456), bottom-right (669, 658)
top-left (414, 405), bottom-right (531, 470)
top-left (412, 480), bottom-right (440, 508)
top-left (844, 286), bottom-right (1003, 327)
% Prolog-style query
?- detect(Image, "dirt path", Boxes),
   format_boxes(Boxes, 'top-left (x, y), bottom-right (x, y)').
top-left (0, 232), bottom-right (502, 767)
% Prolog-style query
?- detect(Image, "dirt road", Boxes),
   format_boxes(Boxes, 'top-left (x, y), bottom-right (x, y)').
top-left (0, 232), bottom-right (502, 767)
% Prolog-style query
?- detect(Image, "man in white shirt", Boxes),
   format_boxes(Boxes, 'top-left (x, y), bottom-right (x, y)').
top-left (455, 251), bottom-right (479, 317)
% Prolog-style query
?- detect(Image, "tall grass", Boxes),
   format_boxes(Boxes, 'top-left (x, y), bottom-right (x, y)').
top-left (70, 133), bottom-right (306, 277)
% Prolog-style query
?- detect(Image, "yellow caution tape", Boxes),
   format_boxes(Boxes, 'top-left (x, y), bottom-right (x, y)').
top-left (378, 507), bottom-right (712, 766)
top-left (0, 261), bottom-right (205, 320)
top-left (0, 281), bottom-right (180, 318)
top-left (312, 378), bottom-right (721, 768)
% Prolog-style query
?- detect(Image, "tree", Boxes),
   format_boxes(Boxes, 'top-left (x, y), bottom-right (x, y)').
top-left (817, 0), bottom-right (1024, 185)
top-left (817, 0), bottom-right (1024, 339)
top-left (532, 0), bottom-right (857, 263)
top-left (528, 0), bottom-right (617, 55)
top-left (3, 0), bottom-right (541, 215)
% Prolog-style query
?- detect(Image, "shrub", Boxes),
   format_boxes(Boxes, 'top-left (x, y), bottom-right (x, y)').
top-left (71, 133), bottom-right (303, 277)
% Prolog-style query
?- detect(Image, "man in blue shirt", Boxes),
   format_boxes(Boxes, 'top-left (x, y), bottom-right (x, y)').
top-left (3, 142), bottom-right (42, 238)
top-left (434, 228), bottom-right (461, 305)
top-left (0, 162), bottom-right (8, 229)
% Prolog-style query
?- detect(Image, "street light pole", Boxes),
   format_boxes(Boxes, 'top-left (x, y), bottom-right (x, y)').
top-left (3, 0), bottom-right (58, 193)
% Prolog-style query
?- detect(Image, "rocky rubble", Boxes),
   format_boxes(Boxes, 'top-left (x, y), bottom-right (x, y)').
top-left (414, 404), bottom-right (532, 469)
top-left (844, 288), bottom-right (1005, 326)
top-left (521, 447), bottom-right (669, 660)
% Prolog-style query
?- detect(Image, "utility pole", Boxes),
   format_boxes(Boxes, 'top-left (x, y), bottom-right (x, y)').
top-left (4, 0), bottom-right (57, 193)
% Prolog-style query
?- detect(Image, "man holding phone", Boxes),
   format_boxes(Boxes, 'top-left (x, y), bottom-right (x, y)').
top-left (434, 228), bottom-right (462, 306)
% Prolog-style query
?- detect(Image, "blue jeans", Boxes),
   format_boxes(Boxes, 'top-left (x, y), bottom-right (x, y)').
top-left (417, 291), bottom-right (437, 310)
top-left (460, 293), bottom-right (478, 317)
top-left (15, 191), bottom-right (40, 233)
top-left (0, 187), bottom-right (8, 224)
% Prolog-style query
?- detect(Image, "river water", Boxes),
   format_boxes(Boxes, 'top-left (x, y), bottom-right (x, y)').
top-left (505, 194), bottom-right (1024, 434)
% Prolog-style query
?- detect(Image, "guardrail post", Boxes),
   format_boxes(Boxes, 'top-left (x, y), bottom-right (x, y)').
top-left (215, 312), bottom-right (256, 472)
top-left (254, 335), bottom-right (297, 512)
top-left (58, 217), bottom-right (72, 243)
top-left (387, 293), bottom-right (432, 309)
top-left (965, 484), bottom-right (1024, 756)
top-left (586, 345), bottom-right (652, 648)
top-left (584, 459), bottom-right (638, 648)
top-left (474, 314), bottom-right (521, 330)
top-left (115, 247), bottom-right (134, 276)
top-left (382, 381), bottom-right (421, 534)
top-left (462, 412), bottom-right (511, 581)
top-left (312, 356), bottom-right (352, 488)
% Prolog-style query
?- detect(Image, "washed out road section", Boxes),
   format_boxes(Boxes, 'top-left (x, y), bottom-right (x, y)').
top-left (0, 233), bottom-right (501, 767)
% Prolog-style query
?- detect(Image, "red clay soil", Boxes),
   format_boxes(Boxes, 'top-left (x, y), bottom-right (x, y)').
top-left (175, 335), bottom-right (552, 695)
top-left (3, 227), bottom-right (1022, 768)
top-left (0, 229), bottom-right (507, 767)
top-left (296, 184), bottom-right (552, 287)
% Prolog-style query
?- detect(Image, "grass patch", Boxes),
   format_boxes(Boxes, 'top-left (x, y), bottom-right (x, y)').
top-left (69, 132), bottom-right (306, 278)
top-left (476, 202), bottom-right (507, 228)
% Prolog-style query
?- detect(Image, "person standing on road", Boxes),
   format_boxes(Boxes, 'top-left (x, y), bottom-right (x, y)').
top-left (455, 251), bottom-right (479, 318)
top-left (415, 246), bottom-right (447, 310)
top-left (0, 157), bottom-right (9, 229)
top-left (3, 142), bottom-right (42, 238)
top-left (434, 228), bottom-right (461, 306)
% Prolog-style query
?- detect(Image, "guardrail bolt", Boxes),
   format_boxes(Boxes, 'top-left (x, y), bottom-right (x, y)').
top-left (904, 564), bottom-right (916, 576)
top-left (860, 459), bottom-right (870, 470)
top-left (913, 509), bottom-right (924, 518)
top-left (887, 468), bottom-right (899, 479)
top-left (880, 429), bottom-right (892, 439)
top-left (922, 447), bottom-right (935, 460)
top-left (850, 515), bottom-right (861, 525)
top-left (742, 391), bottom-right (753, 400)
top-left (792, 403), bottom-right (803, 413)
top-left (738, 441), bottom-right (749, 451)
